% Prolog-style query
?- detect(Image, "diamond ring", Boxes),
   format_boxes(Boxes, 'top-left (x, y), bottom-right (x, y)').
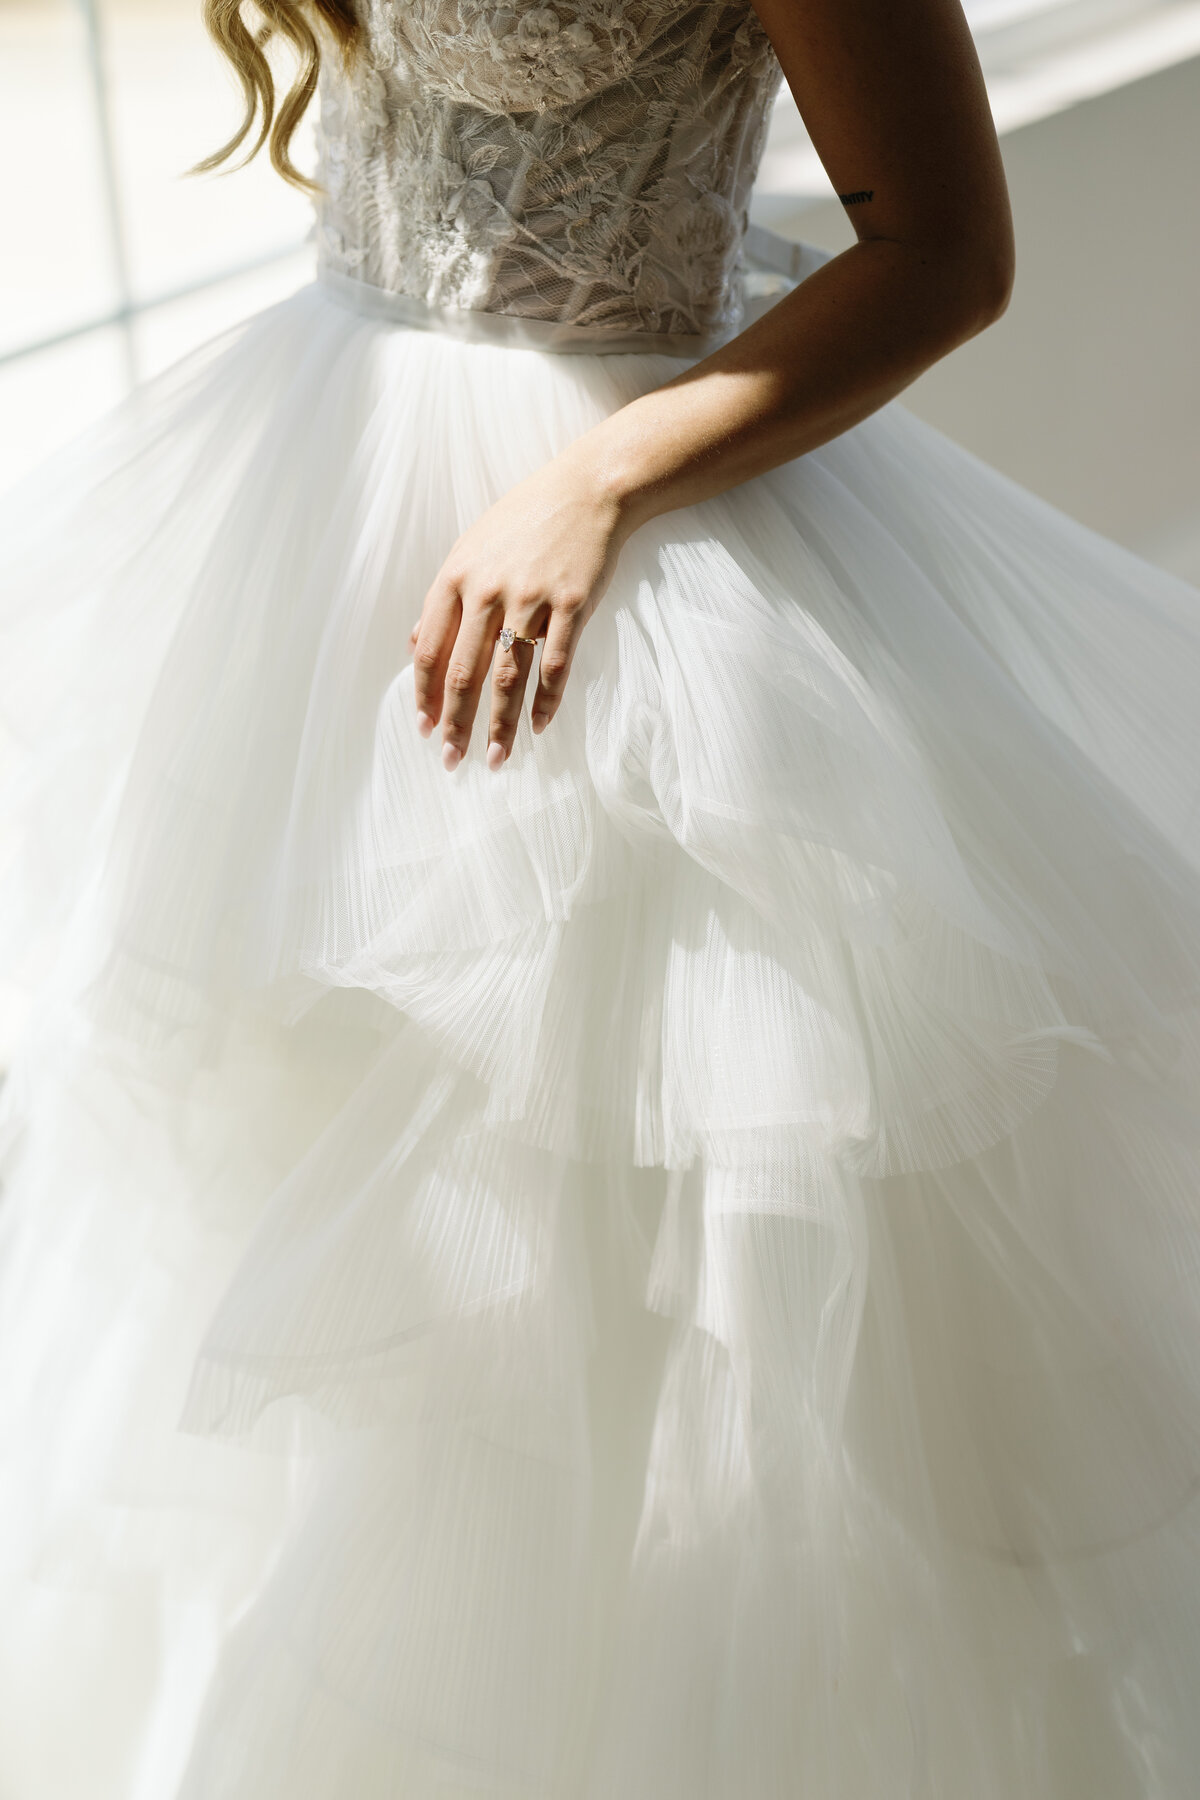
top-left (498, 625), bottom-right (539, 652)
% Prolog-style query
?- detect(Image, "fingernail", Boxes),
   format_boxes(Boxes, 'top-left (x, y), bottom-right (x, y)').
top-left (486, 741), bottom-right (506, 772)
top-left (531, 712), bottom-right (548, 734)
top-left (442, 741), bottom-right (462, 771)
top-left (417, 711), bottom-right (434, 738)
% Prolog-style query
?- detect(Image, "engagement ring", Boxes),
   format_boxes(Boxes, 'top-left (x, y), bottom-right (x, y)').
top-left (498, 626), bottom-right (539, 651)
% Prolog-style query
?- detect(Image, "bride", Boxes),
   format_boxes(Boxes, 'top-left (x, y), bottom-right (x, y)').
top-left (2, 0), bottom-right (1200, 1793)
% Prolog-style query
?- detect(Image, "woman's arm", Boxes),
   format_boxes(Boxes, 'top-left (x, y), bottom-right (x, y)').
top-left (571, 0), bottom-right (1014, 521)
top-left (412, 0), bottom-right (1014, 771)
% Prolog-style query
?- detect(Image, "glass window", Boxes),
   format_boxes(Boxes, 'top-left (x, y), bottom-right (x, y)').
top-left (0, 0), bottom-right (314, 487)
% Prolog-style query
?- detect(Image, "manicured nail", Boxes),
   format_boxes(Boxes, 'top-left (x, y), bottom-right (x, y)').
top-left (417, 711), bottom-right (434, 738)
top-left (486, 741), bottom-right (506, 772)
top-left (531, 712), bottom-right (548, 734)
top-left (442, 741), bottom-right (462, 771)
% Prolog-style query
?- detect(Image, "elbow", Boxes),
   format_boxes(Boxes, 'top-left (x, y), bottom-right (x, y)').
top-left (951, 227), bottom-right (1016, 337)
top-left (974, 236), bottom-right (1016, 326)
top-left (874, 223), bottom-right (1016, 349)
top-left (902, 208), bottom-right (1016, 343)
top-left (916, 235), bottom-right (1014, 351)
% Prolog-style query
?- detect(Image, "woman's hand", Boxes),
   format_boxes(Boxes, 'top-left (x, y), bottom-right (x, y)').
top-left (409, 0), bottom-right (1013, 780)
top-left (409, 447), bottom-right (631, 772)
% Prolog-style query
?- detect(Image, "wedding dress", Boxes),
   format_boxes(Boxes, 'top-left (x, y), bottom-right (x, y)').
top-left (3, 0), bottom-right (1200, 1793)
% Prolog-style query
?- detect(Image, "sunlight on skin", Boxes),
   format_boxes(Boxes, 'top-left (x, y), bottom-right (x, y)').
top-left (408, 0), bottom-right (1014, 774)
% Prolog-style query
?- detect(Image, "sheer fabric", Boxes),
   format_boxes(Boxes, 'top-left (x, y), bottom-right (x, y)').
top-left (2, 4), bottom-right (1200, 1797)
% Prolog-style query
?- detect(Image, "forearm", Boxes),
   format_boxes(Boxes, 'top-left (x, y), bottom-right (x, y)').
top-left (566, 232), bottom-right (1011, 535)
top-left (411, 0), bottom-right (1017, 763)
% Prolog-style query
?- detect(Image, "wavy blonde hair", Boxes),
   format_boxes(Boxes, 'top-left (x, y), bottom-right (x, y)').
top-left (197, 0), bottom-right (362, 191)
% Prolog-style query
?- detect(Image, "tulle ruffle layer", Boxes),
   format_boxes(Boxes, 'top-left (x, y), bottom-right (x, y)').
top-left (3, 282), bottom-right (1200, 1796)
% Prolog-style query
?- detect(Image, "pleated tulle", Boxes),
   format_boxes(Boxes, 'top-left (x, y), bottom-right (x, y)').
top-left (3, 281), bottom-right (1200, 1798)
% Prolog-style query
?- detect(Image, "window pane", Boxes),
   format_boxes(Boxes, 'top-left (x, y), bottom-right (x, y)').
top-left (0, 0), bottom-right (119, 353)
top-left (101, 0), bottom-right (313, 304)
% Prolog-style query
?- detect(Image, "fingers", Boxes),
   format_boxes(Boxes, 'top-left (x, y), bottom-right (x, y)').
top-left (411, 583), bottom-right (585, 771)
top-left (438, 595), bottom-right (503, 770)
top-left (531, 599), bottom-right (584, 736)
top-left (486, 629), bottom-right (540, 769)
top-left (411, 578), bottom-right (463, 738)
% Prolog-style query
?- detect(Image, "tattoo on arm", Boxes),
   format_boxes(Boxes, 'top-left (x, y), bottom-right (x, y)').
top-left (838, 188), bottom-right (875, 205)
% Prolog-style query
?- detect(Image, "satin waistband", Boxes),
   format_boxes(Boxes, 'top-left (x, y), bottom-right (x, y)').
top-left (315, 264), bottom-right (741, 358)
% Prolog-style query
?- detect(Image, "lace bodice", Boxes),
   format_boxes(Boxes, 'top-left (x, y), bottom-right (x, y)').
top-left (314, 0), bottom-right (786, 338)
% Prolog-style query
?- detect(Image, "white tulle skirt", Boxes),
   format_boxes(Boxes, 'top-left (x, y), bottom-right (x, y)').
top-left (3, 274), bottom-right (1200, 1799)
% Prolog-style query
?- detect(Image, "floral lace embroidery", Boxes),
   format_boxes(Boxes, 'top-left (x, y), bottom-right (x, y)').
top-left (314, 0), bottom-right (784, 336)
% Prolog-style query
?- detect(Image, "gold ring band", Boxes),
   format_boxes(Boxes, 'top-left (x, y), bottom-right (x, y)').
top-left (498, 626), bottom-right (539, 651)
